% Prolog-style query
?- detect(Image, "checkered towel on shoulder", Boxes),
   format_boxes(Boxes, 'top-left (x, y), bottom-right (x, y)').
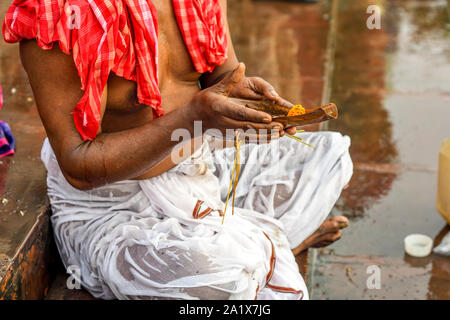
top-left (2, 0), bottom-right (228, 140)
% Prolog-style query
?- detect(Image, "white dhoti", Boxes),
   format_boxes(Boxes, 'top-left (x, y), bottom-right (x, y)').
top-left (41, 132), bottom-right (353, 300)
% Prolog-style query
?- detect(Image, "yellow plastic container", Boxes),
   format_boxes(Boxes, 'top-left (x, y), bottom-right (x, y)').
top-left (437, 138), bottom-right (450, 224)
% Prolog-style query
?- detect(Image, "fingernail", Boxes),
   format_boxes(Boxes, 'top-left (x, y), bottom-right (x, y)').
top-left (263, 117), bottom-right (271, 123)
top-left (338, 221), bottom-right (349, 229)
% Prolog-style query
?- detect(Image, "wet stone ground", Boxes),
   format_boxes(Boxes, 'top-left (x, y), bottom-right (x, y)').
top-left (312, 0), bottom-right (450, 299)
top-left (0, 0), bottom-right (48, 282)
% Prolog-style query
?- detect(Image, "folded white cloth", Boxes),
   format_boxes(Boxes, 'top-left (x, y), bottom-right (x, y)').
top-left (41, 131), bottom-right (353, 300)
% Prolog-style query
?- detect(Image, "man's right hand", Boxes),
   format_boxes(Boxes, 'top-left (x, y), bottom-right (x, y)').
top-left (189, 63), bottom-right (284, 141)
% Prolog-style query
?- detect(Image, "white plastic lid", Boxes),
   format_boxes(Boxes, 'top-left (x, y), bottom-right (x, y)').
top-left (404, 234), bottom-right (433, 257)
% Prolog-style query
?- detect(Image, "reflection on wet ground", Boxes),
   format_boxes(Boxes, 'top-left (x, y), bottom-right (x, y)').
top-left (312, 0), bottom-right (450, 299)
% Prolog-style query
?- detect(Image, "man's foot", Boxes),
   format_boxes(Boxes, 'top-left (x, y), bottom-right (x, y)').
top-left (292, 216), bottom-right (349, 255)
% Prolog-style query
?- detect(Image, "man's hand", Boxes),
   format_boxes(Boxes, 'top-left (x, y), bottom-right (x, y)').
top-left (190, 63), bottom-right (286, 142)
top-left (227, 65), bottom-right (298, 135)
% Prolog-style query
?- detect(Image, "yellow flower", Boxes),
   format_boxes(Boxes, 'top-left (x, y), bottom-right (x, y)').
top-left (287, 104), bottom-right (306, 117)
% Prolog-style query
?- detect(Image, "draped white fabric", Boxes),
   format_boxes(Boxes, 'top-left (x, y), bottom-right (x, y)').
top-left (41, 132), bottom-right (352, 300)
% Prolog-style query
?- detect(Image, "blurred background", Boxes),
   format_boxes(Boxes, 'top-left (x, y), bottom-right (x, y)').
top-left (1, 0), bottom-right (449, 299)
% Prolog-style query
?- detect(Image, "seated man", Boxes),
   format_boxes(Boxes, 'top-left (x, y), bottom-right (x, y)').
top-left (3, 0), bottom-right (352, 299)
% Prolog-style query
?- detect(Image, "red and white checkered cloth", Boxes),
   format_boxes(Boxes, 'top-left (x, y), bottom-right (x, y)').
top-left (2, 0), bottom-right (228, 140)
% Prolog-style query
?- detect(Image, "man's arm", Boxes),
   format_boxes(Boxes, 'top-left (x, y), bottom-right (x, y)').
top-left (20, 40), bottom-right (200, 190)
top-left (20, 40), bottom-right (278, 190)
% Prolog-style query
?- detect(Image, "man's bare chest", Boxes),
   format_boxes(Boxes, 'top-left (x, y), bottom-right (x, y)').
top-left (105, 1), bottom-right (201, 114)
top-left (155, 0), bottom-right (201, 85)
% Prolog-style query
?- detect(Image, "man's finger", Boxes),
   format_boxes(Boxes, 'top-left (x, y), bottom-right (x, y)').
top-left (274, 96), bottom-right (294, 109)
top-left (212, 99), bottom-right (272, 123)
top-left (248, 77), bottom-right (276, 98)
top-left (250, 77), bottom-right (294, 108)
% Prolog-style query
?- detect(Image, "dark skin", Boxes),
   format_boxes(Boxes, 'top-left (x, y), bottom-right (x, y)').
top-left (19, 0), bottom-right (347, 252)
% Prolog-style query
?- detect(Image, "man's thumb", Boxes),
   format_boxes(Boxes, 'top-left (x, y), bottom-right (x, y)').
top-left (218, 62), bottom-right (246, 96)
